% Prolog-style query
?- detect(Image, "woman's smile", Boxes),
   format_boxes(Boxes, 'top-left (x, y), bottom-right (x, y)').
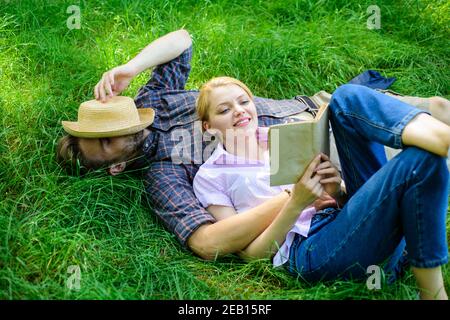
top-left (234, 117), bottom-right (251, 127)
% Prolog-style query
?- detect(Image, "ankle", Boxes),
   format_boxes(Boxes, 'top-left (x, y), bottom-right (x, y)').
top-left (419, 288), bottom-right (448, 300)
top-left (442, 127), bottom-right (450, 152)
top-left (412, 266), bottom-right (448, 300)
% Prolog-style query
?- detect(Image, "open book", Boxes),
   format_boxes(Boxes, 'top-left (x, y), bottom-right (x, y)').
top-left (268, 103), bottom-right (330, 186)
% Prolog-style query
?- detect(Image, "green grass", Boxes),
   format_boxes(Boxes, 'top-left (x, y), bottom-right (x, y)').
top-left (1, 0), bottom-right (449, 299)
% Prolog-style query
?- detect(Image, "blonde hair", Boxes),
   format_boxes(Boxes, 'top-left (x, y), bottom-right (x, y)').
top-left (196, 76), bottom-right (254, 123)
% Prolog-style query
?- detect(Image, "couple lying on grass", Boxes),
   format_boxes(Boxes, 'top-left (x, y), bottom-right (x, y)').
top-left (57, 29), bottom-right (450, 299)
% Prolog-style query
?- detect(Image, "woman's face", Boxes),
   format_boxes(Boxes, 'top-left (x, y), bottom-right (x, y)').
top-left (203, 84), bottom-right (258, 142)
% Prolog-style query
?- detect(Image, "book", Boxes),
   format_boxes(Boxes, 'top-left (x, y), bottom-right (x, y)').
top-left (268, 103), bottom-right (330, 186)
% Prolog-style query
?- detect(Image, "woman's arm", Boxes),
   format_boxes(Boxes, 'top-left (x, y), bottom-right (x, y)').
top-left (94, 29), bottom-right (192, 101)
top-left (190, 155), bottom-right (325, 261)
top-left (187, 191), bottom-right (290, 260)
top-left (237, 154), bottom-right (344, 261)
top-left (237, 155), bottom-right (327, 261)
top-left (236, 195), bottom-right (305, 261)
top-left (201, 199), bottom-right (300, 262)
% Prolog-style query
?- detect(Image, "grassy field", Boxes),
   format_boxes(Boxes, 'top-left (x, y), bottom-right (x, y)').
top-left (0, 0), bottom-right (449, 300)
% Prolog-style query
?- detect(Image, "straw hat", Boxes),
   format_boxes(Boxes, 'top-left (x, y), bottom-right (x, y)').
top-left (62, 96), bottom-right (155, 138)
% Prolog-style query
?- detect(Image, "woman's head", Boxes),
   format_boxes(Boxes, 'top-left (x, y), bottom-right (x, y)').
top-left (196, 76), bottom-right (258, 141)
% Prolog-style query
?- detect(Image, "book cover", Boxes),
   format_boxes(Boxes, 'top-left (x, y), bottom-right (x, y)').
top-left (268, 104), bottom-right (330, 186)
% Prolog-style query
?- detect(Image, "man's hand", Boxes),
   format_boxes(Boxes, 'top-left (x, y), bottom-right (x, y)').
top-left (94, 64), bottom-right (137, 102)
top-left (314, 153), bottom-right (342, 199)
top-left (93, 29), bottom-right (192, 102)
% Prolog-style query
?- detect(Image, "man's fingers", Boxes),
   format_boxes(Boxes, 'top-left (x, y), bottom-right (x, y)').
top-left (108, 71), bottom-right (115, 87)
top-left (94, 82), bottom-right (100, 100)
top-left (99, 78), bottom-right (107, 102)
top-left (93, 70), bottom-right (116, 101)
top-left (105, 72), bottom-right (115, 97)
top-left (105, 80), bottom-right (113, 98)
top-left (100, 72), bottom-right (112, 98)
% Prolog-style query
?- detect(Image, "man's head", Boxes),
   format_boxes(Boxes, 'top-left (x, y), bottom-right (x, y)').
top-left (57, 96), bottom-right (154, 175)
top-left (57, 131), bottom-right (146, 175)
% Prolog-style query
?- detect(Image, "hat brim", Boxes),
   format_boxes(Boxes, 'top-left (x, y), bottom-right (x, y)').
top-left (62, 108), bottom-right (155, 138)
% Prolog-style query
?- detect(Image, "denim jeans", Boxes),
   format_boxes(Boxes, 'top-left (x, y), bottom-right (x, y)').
top-left (287, 84), bottom-right (449, 284)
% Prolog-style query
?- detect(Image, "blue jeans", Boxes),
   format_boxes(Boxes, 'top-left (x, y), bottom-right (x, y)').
top-left (287, 84), bottom-right (449, 283)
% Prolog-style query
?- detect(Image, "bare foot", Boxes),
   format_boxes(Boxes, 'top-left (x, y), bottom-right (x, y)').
top-left (402, 113), bottom-right (450, 157)
top-left (382, 92), bottom-right (450, 126)
top-left (429, 96), bottom-right (450, 126)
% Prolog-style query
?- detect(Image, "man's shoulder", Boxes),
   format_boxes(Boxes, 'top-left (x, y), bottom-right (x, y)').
top-left (254, 96), bottom-right (309, 119)
top-left (135, 89), bottom-right (199, 131)
top-left (254, 91), bottom-right (331, 124)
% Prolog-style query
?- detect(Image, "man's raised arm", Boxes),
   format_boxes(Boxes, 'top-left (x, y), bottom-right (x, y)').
top-left (94, 29), bottom-right (192, 101)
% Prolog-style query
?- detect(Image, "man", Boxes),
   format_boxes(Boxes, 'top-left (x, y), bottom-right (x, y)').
top-left (57, 29), bottom-right (450, 261)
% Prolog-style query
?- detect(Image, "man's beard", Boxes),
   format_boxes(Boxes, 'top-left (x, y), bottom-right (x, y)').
top-left (121, 130), bottom-right (145, 161)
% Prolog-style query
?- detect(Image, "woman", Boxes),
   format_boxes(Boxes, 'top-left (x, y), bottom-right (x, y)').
top-left (193, 76), bottom-right (450, 299)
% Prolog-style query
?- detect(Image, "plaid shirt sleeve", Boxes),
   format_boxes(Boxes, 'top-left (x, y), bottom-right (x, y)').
top-left (141, 45), bottom-right (193, 91)
top-left (144, 160), bottom-right (216, 247)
